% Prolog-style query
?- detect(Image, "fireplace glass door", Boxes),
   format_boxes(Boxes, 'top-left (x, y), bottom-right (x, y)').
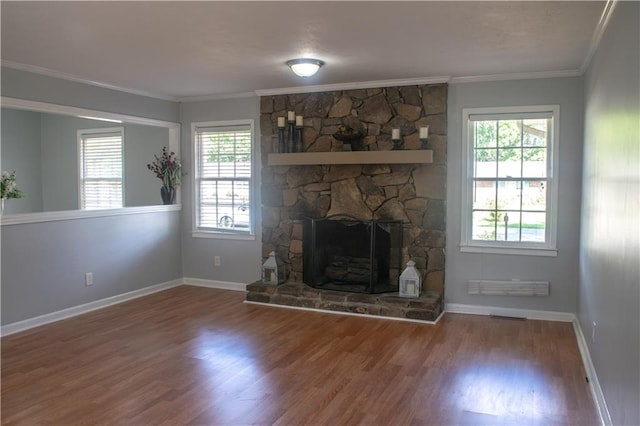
top-left (303, 217), bottom-right (402, 294)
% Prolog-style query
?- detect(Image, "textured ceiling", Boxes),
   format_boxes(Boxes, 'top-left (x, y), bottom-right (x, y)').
top-left (1, 1), bottom-right (606, 100)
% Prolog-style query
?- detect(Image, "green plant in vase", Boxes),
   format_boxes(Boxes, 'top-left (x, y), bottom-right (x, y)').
top-left (147, 147), bottom-right (181, 205)
top-left (0, 170), bottom-right (24, 214)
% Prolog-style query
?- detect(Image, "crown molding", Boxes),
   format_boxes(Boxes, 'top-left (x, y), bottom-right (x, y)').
top-left (1, 96), bottom-right (179, 128)
top-left (1, 60), bottom-right (179, 102)
top-left (450, 69), bottom-right (582, 84)
top-left (254, 76), bottom-right (450, 96)
top-left (580, 0), bottom-right (618, 74)
top-left (178, 91), bottom-right (257, 103)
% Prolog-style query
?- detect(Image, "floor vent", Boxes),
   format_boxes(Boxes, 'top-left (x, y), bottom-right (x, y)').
top-left (468, 280), bottom-right (549, 296)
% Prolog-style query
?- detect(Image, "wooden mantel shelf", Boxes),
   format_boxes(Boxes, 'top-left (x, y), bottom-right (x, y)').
top-left (267, 150), bottom-right (433, 166)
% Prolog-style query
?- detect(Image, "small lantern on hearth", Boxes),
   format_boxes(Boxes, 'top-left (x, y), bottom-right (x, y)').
top-left (399, 260), bottom-right (421, 298)
top-left (262, 251), bottom-right (286, 284)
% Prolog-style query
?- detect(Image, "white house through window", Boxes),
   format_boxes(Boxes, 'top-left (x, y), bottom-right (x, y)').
top-left (461, 106), bottom-right (559, 255)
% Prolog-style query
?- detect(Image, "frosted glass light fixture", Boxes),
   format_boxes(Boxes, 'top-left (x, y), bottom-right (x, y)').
top-left (286, 58), bottom-right (325, 78)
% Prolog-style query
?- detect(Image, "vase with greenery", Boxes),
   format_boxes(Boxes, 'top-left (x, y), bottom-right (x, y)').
top-left (0, 170), bottom-right (24, 214)
top-left (147, 147), bottom-right (181, 205)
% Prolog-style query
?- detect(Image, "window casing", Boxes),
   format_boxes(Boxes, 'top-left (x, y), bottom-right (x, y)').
top-left (192, 120), bottom-right (254, 239)
top-left (461, 106), bottom-right (559, 256)
top-left (78, 127), bottom-right (124, 210)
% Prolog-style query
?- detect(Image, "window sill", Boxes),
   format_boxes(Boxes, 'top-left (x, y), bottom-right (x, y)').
top-left (460, 244), bottom-right (557, 257)
top-left (1, 205), bottom-right (181, 226)
top-left (192, 230), bottom-right (256, 241)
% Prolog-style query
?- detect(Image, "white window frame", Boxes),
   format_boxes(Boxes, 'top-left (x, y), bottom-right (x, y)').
top-left (78, 127), bottom-right (125, 210)
top-left (460, 105), bottom-right (559, 257)
top-left (191, 119), bottom-right (255, 240)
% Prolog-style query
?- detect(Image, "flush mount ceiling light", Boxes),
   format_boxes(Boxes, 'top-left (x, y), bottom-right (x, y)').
top-left (286, 58), bottom-right (325, 78)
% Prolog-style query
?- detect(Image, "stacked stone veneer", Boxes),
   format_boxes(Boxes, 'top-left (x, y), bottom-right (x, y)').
top-left (259, 84), bottom-right (447, 298)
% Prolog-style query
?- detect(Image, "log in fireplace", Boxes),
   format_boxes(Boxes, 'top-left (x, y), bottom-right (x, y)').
top-left (302, 216), bottom-right (403, 294)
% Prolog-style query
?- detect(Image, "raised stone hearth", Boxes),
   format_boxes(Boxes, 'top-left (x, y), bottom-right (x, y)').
top-left (246, 281), bottom-right (443, 322)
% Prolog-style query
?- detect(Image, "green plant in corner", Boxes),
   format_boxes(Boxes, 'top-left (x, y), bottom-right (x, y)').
top-left (147, 147), bottom-right (182, 190)
top-left (1, 170), bottom-right (24, 200)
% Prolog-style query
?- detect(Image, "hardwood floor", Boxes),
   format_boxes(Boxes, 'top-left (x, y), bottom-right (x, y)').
top-left (1, 285), bottom-right (598, 425)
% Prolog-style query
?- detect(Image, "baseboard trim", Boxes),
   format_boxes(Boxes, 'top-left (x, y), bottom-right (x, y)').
top-left (244, 300), bottom-right (445, 325)
top-left (445, 303), bottom-right (576, 322)
top-left (1, 279), bottom-right (183, 337)
top-left (183, 277), bottom-right (247, 292)
top-left (573, 319), bottom-right (612, 426)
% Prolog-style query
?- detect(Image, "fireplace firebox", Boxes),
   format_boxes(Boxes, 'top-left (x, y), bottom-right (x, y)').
top-left (303, 217), bottom-right (403, 294)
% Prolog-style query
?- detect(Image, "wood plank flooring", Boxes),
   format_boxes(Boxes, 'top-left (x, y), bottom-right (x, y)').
top-left (1, 285), bottom-right (598, 425)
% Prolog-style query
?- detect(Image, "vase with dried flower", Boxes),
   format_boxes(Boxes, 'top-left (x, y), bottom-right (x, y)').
top-left (147, 147), bottom-right (181, 205)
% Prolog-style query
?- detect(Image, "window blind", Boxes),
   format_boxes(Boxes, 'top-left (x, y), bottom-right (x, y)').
top-left (79, 129), bottom-right (124, 209)
top-left (195, 125), bottom-right (252, 232)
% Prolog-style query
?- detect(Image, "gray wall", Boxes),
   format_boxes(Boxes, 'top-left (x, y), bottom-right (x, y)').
top-left (0, 108), bottom-right (43, 214)
top-left (1, 67), bottom-right (178, 122)
top-left (1, 212), bottom-right (182, 324)
top-left (446, 77), bottom-right (584, 313)
top-left (580, 2), bottom-right (640, 424)
top-left (179, 97), bottom-right (262, 284)
top-left (1, 68), bottom-right (183, 325)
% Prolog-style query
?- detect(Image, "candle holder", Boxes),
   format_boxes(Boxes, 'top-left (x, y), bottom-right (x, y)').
top-left (295, 126), bottom-right (303, 152)
top-left (391, 128), bottom-right (402, 150)
top-left (419, 126), bottom-right (429, 149)
top-left (287, 117), bottom-right (295, 153)
top-left (277, 126), bottom-right (286, 154)
top-left (276, 117), bottom-right (287, 153)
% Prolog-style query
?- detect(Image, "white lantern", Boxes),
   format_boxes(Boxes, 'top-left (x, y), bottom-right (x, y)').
top-left (399, 260), bottom-right (421, 298)
top-left (262, 251), bottom-right (286, 284)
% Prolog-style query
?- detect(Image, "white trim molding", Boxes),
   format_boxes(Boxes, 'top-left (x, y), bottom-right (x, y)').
top-left (445, 303), bottom-right (575, 322)
top-left (183, 277), bottom-right (247, 292)
top-left (0, 204), bottom-right (181, 226)
top-left (580, 0), bottom-right (618, 74)
top-left (450, 69), bottom-right (581, 84)
top-left (1, 60), bottom-right (178, 101)
top-left (255, 76), bottom-right (450, 96)
top-left (0, 279), bottom-right (183, 337)
top-left (1, 96), bottom-right (179, 128)
top-left (573, 320), bottom-right (613, 425)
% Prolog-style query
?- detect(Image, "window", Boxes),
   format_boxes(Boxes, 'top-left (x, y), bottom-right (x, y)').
top-left (461, 106), bottom-right (559, 256)
top-left (193, 120), bottom-right (254, 238)
top-left (78, 127), bottom-right (124, 209)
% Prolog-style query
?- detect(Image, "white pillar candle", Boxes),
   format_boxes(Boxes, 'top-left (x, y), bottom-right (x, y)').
top-left (392, 128), bottom-right (400, 140)
top-left (287, 111), bottom-right (295, 121)
top-left (295, 115), bottom-right (303, 126)
top-left (419, 126), bottom-right (429, 139)
top-left (277, 117), bottom-right (286, 128)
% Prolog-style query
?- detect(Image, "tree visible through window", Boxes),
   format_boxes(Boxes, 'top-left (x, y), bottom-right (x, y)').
top-left (78, 128), bottom-right (124, 210)
top-left (462, 106), bottom-right (559, 254)
top-left (193, 121), bottom-right (253, 235)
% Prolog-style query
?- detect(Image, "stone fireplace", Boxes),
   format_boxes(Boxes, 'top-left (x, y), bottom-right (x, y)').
top-left (247, 84), bottom-right (447, 321)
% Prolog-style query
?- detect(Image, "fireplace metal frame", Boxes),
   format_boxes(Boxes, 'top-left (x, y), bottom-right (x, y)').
top-left (302, 215), bottom-right (403, 294)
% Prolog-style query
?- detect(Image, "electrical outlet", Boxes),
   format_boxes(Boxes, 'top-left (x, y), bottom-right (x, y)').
top-left (214, 256), bottom-right (221, 266)
top-left (592, 321), bottom-right (597, 342)
top-left (85, 272), bottom-right (94, 286)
